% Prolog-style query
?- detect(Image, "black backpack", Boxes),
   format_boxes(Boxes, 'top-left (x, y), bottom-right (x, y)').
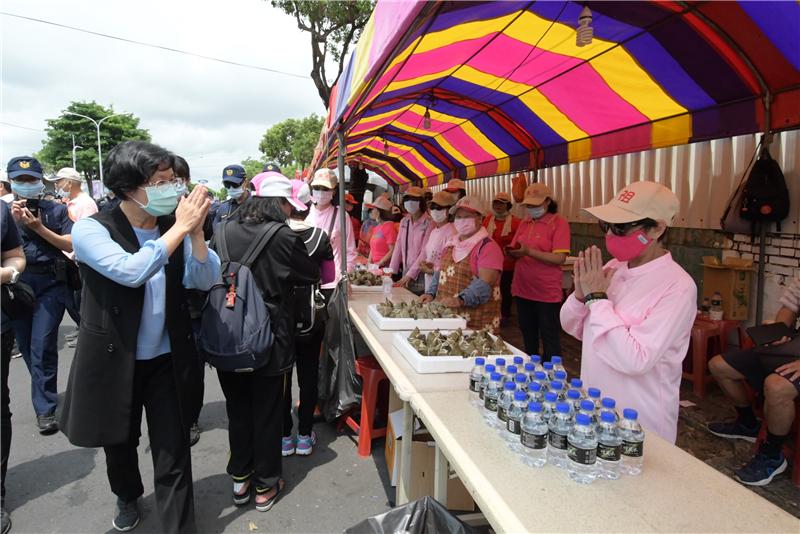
top-left (197, 221), bottom-right (282, 372)
top-left (739, 149), bottom-right (790, 230)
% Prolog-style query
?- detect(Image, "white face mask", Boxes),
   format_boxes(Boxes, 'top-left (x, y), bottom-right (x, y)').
top-left (313, 190), bottom-right (333, 206)
top-left (226, 186), bottom-right (244, 200)
top-left (527, 206), bottom-right (546, 219)
top-left (454, 217), bottom-right (476, 236)
top-left (430, 209), bottom-right (447, 223)
top-left (403, 200), bottom-right (420, 215)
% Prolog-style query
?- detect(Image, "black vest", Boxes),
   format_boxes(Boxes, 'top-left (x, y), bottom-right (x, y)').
top-left (59, 206), bottom-right (199, 447)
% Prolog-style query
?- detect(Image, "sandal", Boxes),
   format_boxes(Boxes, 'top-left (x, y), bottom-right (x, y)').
top-left (254, 479), bottom-right (285, 512)
top-left (232, 479), bottom-right (251, 506)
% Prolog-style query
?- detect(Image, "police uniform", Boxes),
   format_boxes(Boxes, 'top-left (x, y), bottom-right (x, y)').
top-left (211, 164), bottom-right (248, 229)
top-left (6, 157), bottom-right (73, 427)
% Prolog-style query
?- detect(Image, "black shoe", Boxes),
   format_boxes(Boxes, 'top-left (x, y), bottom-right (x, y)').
top-left (734, 450), bottom-right (787, 486)
top-left (706, 420), bottom-right (759, 442)
top-left (112, 498), bottom-right (140, 532)
top-left (189, 423), bottom-right (201, 447)
top-left (36, 414), bottom-right (58, 436)
top-left (1, 505), bottom-right (11, 534)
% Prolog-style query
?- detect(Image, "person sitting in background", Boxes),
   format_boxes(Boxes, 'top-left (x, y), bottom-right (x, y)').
top-left (420, 196), bottom-right (503, 332)
top-left (392, 186), bottom-right (432, 295)
top-left (419, 191), bottom-right (455, 294)
top-left (706, 272), bottom-right (799, 486)
top-left (483, 192), bottom-right (521, 327)
top-left (560, 181), bottom-right (696, 444)
top-left (344, 193), bottom-right (361, 242)
top-left (365, 195), bottom-right (397, 269)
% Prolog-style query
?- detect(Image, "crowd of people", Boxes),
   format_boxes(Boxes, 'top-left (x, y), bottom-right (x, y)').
top-left (0, 143), bottom-right (797, 534)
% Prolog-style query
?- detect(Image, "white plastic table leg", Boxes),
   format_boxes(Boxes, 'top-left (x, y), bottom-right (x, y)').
top-left (396, 400), bottom-right (414, 505)
top-left (434, 443), bottom-right (448, 505)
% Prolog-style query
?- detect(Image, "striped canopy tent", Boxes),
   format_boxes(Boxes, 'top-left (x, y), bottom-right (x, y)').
top-left (314, 0), bottom-right (800, 186)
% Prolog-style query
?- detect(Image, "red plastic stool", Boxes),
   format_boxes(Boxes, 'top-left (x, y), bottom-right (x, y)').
top-left (343, 357), bottom-right (389, 457)
top-left (682, 320), bottom-right (721, 398)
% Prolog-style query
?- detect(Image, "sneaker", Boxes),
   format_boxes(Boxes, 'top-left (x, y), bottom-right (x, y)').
top-left (1, 505), bottom-right (11, 534)
top-left (189, 423), bottom-right (201, 447)
top-left (295, 431), bottom-right (317, 456)
top-left (232, 479), bottom-right (251, 506)
top-left (706, 420), bottom-right (759, 442)
top-left (112, 498), bottom-right (140, 532)
top-left (255, 479), bottom-right (285, 513)
top-left (36, 414), bottom-right (58, 436)
top-left (734, 451), bottom-right (787, 486)
top-left (281, 436), bottom-right (295, 457)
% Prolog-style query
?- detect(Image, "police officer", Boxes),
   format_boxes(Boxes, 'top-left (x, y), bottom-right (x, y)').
top-left (211, 164), bottom-right (249, 228)
top-left (7, 156), bottom-right (74, 435)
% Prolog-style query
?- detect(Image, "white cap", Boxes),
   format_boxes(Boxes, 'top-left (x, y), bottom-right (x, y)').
top-left (584, 181), bottom-right (680, 225)
top-left (49, 167), bottom-right (82, 182)
top-left (311, 168), bottom-right (337, 189)
top-left (251, 171), bottom-right (306, 211)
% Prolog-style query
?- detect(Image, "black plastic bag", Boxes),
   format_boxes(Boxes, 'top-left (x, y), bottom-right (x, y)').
top-left (345, 496), bottom-right (477, 534)
top-left (318, 278), bottom-right (360, 422)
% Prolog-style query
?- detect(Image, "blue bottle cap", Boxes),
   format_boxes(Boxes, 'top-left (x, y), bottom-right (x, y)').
top-left (567, 389), bottom-right (580, 400)
top-left (544, 392), bottom-right (558, 403)
top-left (575, 413), bottom-right (591, 426)
top-left (495, 358), bottom-right (506, 367)
top-left (580, 399), bottom-right (595, 412)
top-left (588, 387), bottom-right (601, 398)
top-left (551, 356), bottom-right (562, 365)
top-left (485, 364), bottom-right (496, 373)
top-left (524, 363), bottom-right (535, 372)
top-left (556, 402), bottom-right (571, 413)
top-left (602, 397), bottom-right (616, 409)
top-left (529, 382), bottom-right (542, 392)
top-left (623, 408), bottom-right (639, 420)
top-left (600, 411), bottom-right (616, 423)
top-left (570, 378), bottom-right (583, 388)
top-left (534, 371), bottom-right (547, 381)
top-left (554, 370), bottom-right (567, 380)
top-left (490, 372), bottom-right (502, 381)
top-left (504, 382), bottom-right (516, 391)
top-left (528, 401), bottom-right (543, 412)
top-left (513, 356), bottom-right (524, 365)
top-left (530, 354), bottom-right (541, 363)
top-left (514, 391), bottom-right (528, 402)
top-left (507, 365), bottom-right (518, 375)
top-left (515, 373), bottom-right (527, 383)
top-left (550, 380), bottom-right (563, 391)
top-left (475, 357), bottom-right (486, 366)
top-left (543, 362), bottom-right (554, 370)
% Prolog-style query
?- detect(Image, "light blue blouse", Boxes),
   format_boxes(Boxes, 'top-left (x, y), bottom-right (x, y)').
top-left (72, 217), bottom-right (220, 360)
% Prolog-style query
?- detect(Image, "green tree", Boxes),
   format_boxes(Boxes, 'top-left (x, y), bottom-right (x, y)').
top-left (272, 0), bottom-right (374, 108)
top-left (37, 101), bottom-right (150, 184)
top-left (241, 157), bottom-right (266, 181)
top-left (258, 114), bottom-right (324, 174)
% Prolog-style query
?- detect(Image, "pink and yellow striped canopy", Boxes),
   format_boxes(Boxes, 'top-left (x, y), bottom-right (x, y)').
top-left (315, 1), bottom-right (800, 186)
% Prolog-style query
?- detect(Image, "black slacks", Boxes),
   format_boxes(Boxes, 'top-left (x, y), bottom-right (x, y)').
top-left (283, 324), bottom-right (324, 437)
top-left (103, 354), bottom-right (195, 534)
top-left (516, 297), bottom-right (562, 358)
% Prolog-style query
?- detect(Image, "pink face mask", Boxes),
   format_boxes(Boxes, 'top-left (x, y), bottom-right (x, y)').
top-left (605, 230), bottom-right (652, 262)
top-left (453, 217), bottom-right (476, 236)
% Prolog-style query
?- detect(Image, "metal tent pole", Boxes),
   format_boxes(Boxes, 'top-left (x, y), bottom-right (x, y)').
top-left (337, 128), bottom-right (348, 283)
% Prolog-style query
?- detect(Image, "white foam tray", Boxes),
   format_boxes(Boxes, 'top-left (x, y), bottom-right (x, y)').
top-left (350, 284), bottom-right (386, 293)
top-left (392, 330), bottom-right (526, 374)
top-left (367, 303), bottom-right (467, 331)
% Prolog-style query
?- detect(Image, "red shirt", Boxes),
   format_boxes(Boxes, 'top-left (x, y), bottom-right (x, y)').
top-left (349, 215), bottom-right (362, 244)
top-left (369, 221), bottom-right (398, 264)
top-left (510, 213), bottom-right (570, 303)
top-left (483, 214), bottom-right (521, 271)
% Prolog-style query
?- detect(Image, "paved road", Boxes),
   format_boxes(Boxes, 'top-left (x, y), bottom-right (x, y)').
top-left (4, 318), bottom-right (393, 533)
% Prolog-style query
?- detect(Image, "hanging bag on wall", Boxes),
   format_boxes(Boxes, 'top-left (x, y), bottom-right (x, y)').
top-left (739, 147), bottom-right (790, 231)
top-left (721, 140), bottom-right (760, 234)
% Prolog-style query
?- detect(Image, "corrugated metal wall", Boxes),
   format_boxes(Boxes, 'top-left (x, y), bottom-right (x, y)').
top-left (432, 130), bottom-right (799, 232)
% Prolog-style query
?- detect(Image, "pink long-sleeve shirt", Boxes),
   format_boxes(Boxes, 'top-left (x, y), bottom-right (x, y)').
top-left (560, 252), bottom-right (697, 443)
top-left (390, 212), bottom-right (433, 279)
top-left (308, 204), bottom-right (356, 290)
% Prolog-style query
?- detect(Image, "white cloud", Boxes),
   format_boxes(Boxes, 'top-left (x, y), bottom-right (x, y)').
top-left (0, 0), bottom-right (326, 189)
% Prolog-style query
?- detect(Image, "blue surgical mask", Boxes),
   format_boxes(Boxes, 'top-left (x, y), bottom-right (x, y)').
top-left (227, 186), bottom-right (244, 200)
top-left (527, 206), bottom-right (546, 219)
top-left (11, 180), bottom-right (44, 199)
top-left (135, 184), bottom-right (179, 216)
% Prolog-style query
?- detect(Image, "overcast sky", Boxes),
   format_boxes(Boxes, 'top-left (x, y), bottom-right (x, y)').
top-left (1, 0), bottom-right (325, 188)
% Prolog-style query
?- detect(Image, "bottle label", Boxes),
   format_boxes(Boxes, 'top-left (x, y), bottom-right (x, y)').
top-left (597, 442), bottom-right (621, 462)
top-left (469, 378), bottom-right (479, 392)
top-left (548, 430), bottom-right (567, 450)
top-left (567, 441), bottom-right (596, 465)
top-left (497, 406), bottom-right (509, 422)
top-left (507, 418), bottom-right (521, 435)
top-left (485, 396), bottom-right (498, 411)
top-left (622, 440), bottom-right (644, 458)
top-left (521, 430), bottom-right (546, 449)
top-left (479, 387), bottom-right (485, 400)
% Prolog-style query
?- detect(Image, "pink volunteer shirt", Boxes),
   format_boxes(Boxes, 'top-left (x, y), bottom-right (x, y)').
top-left (468, 237), bottom-right (504, 275)
top-left (308, 204), bottom-right (356, 289)
top-left (560, 252), bottom-right (697, 443)
top-left (423, 223), bottom-right (455, 292)
top-left (67, 192), bottom-right (98, 222)
top-left (511, 213), bottom-right (570, 303)
top-left (369, 221), bottom-right (398, 264)
top-left (390, 213), bottom-right (433, 279)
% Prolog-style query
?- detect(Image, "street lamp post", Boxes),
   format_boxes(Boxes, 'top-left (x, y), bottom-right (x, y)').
top-left (71, 134), bottom-right (83, 169)
top-left (65, 111), bottom-right (127, 183)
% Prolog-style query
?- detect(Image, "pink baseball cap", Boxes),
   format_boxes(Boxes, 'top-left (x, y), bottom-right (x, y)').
top-left (251, 171), bottom-right (306, 211)
top-left (290, 179), bottom-right (311, 211)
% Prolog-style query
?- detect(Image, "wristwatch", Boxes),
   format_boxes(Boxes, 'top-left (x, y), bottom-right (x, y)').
top-left (7, 267), bottom-right (20, 284)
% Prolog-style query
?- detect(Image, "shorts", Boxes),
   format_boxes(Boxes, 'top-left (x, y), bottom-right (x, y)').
top-left (722, 346), bottom-right (800, 394)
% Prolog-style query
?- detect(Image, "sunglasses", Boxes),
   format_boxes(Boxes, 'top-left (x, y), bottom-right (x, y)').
top-left (598, 218), bottom-right (655, 236)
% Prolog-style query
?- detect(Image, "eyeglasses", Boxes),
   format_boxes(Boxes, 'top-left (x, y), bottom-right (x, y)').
top-left (144, 178), bottom-right (182, 189)
top-left (598, 218), bottom-right (655, 236)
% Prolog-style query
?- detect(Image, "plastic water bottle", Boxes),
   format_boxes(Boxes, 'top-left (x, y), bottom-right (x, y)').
top-left (530, 354), bottom-right (544, 373)
top-left (567, 413), bottom-right (598, 484)
top-left (566, 389), bottom-right (582, 413)
top-left (570, 378), bottom-right (585, 396)
top-left (513, 356), bottom-right (525, 367)
top-left (502, 365), bottom-right (518, 387)
top-left (601, 397), bottom-right (619, 422)
top-left (578, 399), bottom-right (597, 425)
top-left (382, 269), bottom-right (393, 295)
top-left (547, 402), bottom-right (573, 469)
top-left (494, 358), bottom-right (507, 377)
top-left (532, 371), bottom-right (548, 391)
top-left (619, 408), bottom-right (645, 475)
top-left (710, 291), bottom-right (723, 321)
top-left (523, 362), bottom-right (536, 383)
top-left (542, 391), bottom-right (558, 419)
top-left (520, 402), bottom-right (548, 467)
top-left (483, 372), bottom-right (503, 421)
top-left (548, 380), bottom-right (565, 401)
top-left (553, 370), bottom-right (568, 384)
top-left (527, 381), bottom-right (544, 404)
top-left (477, 364), bottom-right (496, 405)
top-left (551, 355), bottom-right (566, 376)
top-left (596, 411), bottom-right (622, 480)
top-left (469, 357), bottom-right (486, 395)
top-left (495, 382), bottom-right (517, 429)
top-left (587, 387), bottom-right (602, 411)
top-left (505, 390), bottom-right (528, 442)
top-left (514, 373), bottom-right (529, 392)
top-left (543, 361), bottom-right (554, 380)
